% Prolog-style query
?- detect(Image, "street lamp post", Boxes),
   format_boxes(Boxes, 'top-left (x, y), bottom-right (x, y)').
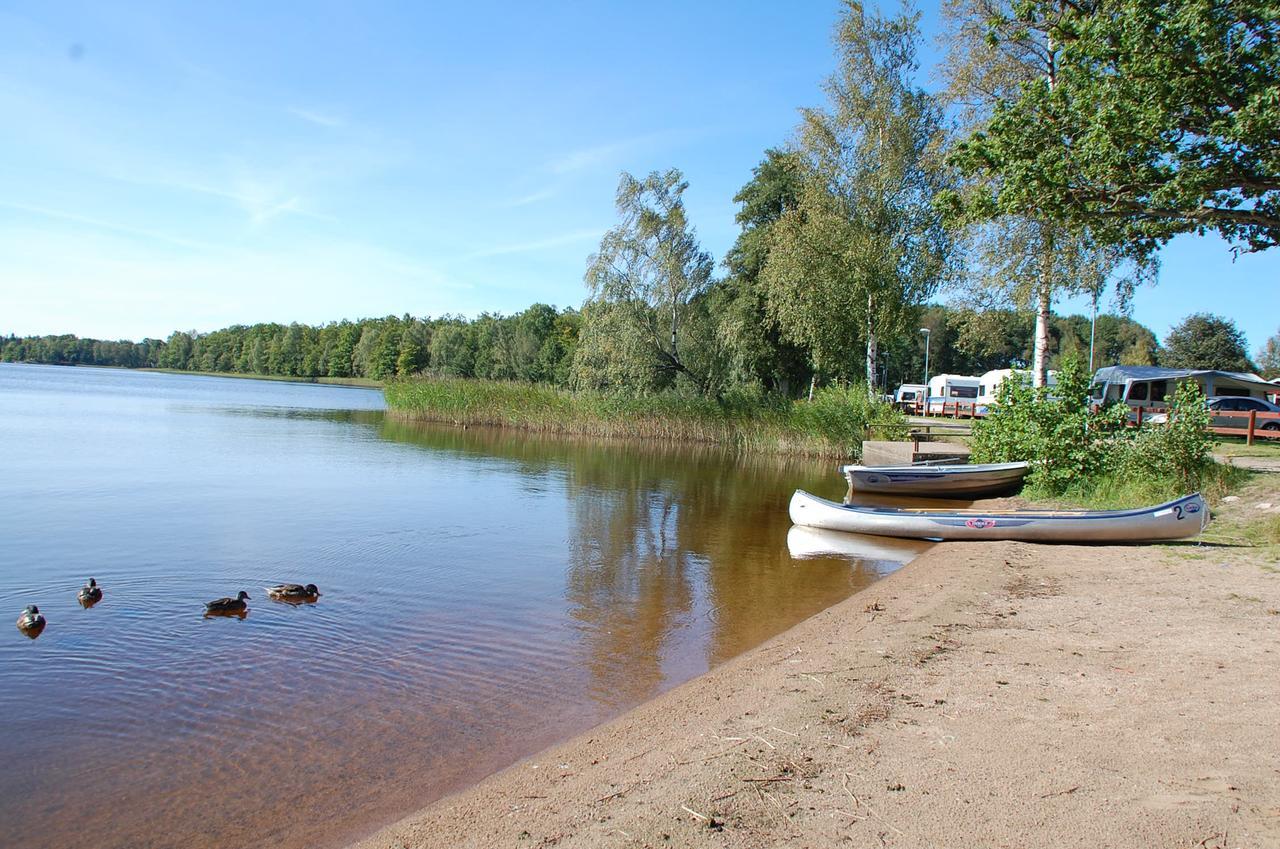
top-left (919, 327), bottom-right (931, 387)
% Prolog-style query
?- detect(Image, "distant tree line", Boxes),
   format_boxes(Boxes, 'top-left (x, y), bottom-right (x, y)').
top-left (1, 302), bottom-right (1165, 387)
top-left (0, 306), bottom-right (582, 383)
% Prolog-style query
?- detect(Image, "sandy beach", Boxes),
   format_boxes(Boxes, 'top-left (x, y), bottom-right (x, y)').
top-left (355, 488), bottom-right (1280, 849)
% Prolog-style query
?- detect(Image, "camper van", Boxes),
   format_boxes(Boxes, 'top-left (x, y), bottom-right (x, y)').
top-left (1089, 366), bottom-right (1276, 414)
top-left (926, 374), bottom-right (981, 414)
top-left (977, 369), bottom-right (1058, 410)
top-left (893, 383), bottom-right (927, 412)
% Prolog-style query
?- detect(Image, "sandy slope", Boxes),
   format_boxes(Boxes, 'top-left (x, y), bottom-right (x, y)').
top-left (353, 506), bottom-right (1280, 849)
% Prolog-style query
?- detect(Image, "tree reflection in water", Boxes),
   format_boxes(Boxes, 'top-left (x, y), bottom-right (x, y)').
top-left (378, 419), bottom-right (915, 710)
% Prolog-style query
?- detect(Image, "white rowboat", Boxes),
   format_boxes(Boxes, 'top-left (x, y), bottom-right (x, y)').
top-left (840, 461), bottom-right (1029, 497)
top-left (789, 489), bottom-right (1208, 542)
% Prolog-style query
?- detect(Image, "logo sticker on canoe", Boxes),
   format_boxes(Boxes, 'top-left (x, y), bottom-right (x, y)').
top-left (1186, 502), bottom-right (1201, 514)
top-left (966, 518), bottom-right (996, 529)
top-left (866, 475), bottom-right (881, 483)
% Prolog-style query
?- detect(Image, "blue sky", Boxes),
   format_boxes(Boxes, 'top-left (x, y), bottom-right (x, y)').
top-left (1, 1), bottom-right (1276, 356)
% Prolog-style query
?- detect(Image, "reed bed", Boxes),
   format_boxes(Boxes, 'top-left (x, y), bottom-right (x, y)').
top-left (383, 377), bottom-right (907, 458)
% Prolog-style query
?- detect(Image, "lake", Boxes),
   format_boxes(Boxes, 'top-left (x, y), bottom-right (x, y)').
top-left (0, 363), bottom-right (925, 848)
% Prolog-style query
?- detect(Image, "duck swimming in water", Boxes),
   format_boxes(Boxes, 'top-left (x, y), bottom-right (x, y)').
top-left (204, 591), bottom-right (250, 615)
top-left (78, 578), bottom-right (102, 606)
top-left (16, 605), bottom-right (45, 634)
top-left (264, 583), bottom-right (321, 602)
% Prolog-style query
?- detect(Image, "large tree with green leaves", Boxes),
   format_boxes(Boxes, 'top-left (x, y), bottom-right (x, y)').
top-left (574, 169), bottom-right (719, 394)
top-left (947, 0), bottom-right (1280, 256)
top-left (760, 1), bottom-right (951, 393)
top-left (1160, 312), bottom-right (1257, 372)
top-left (717, 149), bottom-right (812, 395)
top-left (939, 0), bottom-right (1156, 386)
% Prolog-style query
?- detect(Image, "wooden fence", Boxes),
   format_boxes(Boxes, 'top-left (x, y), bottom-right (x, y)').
top-left (904, 400), bottom-right (1280, 445)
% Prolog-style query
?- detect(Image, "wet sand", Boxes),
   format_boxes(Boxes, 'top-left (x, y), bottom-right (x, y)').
top-left (353, 498), bottom-right (1280, 848)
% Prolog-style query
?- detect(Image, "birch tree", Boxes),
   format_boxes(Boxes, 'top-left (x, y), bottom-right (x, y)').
top-left (761, 1), bottom-right (951, 394)
top-left (574, 169), bottom-right (719, 394)
top-left (938, 0), bottom-right (1154, 385)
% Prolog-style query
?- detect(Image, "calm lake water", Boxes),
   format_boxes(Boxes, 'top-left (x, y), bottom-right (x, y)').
top-left (0, 363), bottom-right (927, 849)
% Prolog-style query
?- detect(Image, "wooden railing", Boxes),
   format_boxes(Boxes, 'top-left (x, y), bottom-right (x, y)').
top-left (901, 399), bottom-right (984, 418)
top-left (906, 400), bottom-right (1280, 444)
top-left (1210, 410), bottom-right (1280, 445)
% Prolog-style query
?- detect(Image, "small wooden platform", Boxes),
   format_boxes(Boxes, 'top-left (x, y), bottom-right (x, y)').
top-left (861, 439), bottom-right (971, 466)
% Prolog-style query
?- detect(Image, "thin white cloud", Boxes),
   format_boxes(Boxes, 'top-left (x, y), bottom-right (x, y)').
top-left (463, 228), bottom-right (604, 260)
top-left (288, 106), bottom-right (344, 128)
top-left (549, 141), bottom-right (636, 175)
top-left (499, 188), bottom-right (558, 208)
top-left (0, 200), bottom-right (217, 252)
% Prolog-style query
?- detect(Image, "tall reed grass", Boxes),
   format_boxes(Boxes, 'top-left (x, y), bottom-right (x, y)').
top-left (383, 378), bottom-right (907, 458)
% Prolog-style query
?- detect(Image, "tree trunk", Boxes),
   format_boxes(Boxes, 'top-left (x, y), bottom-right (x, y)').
top-left (1032, 251), bottom-right (1053, 387)
top-left (865, 293), bottom-right (878, 398)
top-left (807, 373), bottom-right (817, 402)
top-left (1031, 26), bottom-right (1058, 390)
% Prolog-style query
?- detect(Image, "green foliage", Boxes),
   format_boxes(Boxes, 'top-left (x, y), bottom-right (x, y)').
top-left (1116, 380), bottom-right (1214, 493)
top-left (384, 377), bottom-right (906, 458)
top-left (1258, 328), bottom-right (1280, 379)
top-left (972, 355), bottom-right (1128, 493)
top-left (946, 0), bottom-right (1280, 256)
top-left (575, 169), bottom-right (719, 395)
top-left (1160, 313), bottom-right (1258, 372)
top-left (716, 149), bottom-right (812, 394)
top-left (760, 2), bottom-right (951, 387)
top-left (974, 354), bottom-right (1219, 501)
top-left (938, 0), bottom-right (1159, 386)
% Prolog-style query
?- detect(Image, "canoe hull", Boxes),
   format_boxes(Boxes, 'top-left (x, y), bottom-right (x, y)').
top-left (789, 490), bottom-right (1208, 542)
top-left (840, 461), bottom-right (1029, 497)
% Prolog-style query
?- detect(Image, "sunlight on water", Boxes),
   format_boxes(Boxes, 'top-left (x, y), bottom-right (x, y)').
top-left (0, 363), bottom-right (924, 849)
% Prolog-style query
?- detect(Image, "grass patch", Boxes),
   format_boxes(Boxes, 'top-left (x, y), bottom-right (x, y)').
top-left (1212, 439), bottom-right (1280, 460)
top-left (383, 377), bottom-right (908, 458)
top-left (1026, 462), bottom-right (1250, 511)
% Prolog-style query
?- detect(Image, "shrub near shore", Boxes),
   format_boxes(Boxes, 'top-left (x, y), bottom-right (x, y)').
top-left (384, 378), bottom-right (907, 458)
top-left (972, 355), bottom-right (1236, 507)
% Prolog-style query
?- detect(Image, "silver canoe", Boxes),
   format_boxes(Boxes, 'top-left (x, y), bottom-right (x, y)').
top-left (840, 461), bottom-right (1030, 496)
top-left (789, 489), bottom-right (1208, 542)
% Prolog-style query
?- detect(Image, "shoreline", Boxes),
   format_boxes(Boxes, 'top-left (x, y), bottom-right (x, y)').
top-left (351, 499), bottom-right (1280, 848)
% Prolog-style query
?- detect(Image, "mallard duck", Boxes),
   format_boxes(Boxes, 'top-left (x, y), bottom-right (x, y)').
top-left (17, 605), bottom-right (45, 633)
top-left (204, 591), bottom-right (250, 614)
top-left (78, 577), bottom-right (103, 605)
top-left (265, 583), bottom-right (321, 602)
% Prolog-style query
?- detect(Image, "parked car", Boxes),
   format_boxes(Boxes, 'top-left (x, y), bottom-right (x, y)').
top-left (1146, 396), bottom-right (1280, 430)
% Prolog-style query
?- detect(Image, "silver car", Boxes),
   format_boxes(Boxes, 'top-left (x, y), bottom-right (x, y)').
top-left (1146, 396), bottom-right (1280, 431)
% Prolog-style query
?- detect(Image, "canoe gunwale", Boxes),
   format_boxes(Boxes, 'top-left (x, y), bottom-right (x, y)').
top-left (789, 489), bottom-right (1208, 542)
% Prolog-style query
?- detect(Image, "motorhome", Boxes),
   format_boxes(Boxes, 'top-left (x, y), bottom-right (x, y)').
top-left (893, 383), bottom-right (927, 411)
top-left (1089, 365), bottom-right (1276, 413)
top-left (926, 374), bottom-right (981, 413)
top-left (977, 369), bottom-right (1058, 410)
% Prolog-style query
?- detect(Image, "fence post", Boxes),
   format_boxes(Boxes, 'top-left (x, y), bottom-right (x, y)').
top-left (1248, 410), bottom-right (1256, 446)
top-left (1136, 406), bottom-right (1143, 428)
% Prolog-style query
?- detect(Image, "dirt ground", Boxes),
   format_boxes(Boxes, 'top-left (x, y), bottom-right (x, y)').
top-left (353, 487), bottom-right (1280, 849)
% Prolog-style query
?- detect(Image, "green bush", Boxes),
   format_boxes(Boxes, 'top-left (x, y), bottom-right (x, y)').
top-left (1115, 380), bottom-right (1214, 493)
top-left (971, 356), bottom-right (1128, 494)
top-left (973, 355), bottom-right (1220, 504)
